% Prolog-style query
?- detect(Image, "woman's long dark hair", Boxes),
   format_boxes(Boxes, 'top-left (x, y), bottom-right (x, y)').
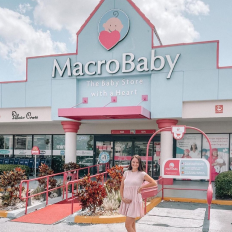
top-left (128, 155), bottom-right (144, 171)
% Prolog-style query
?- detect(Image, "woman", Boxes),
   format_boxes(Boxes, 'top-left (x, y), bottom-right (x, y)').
top-left (189, 142), bottom-right (200, 158)
top-left (211, 148), bottom-right (226, 181)
top-left (119, 155), bottom-right (157, 232)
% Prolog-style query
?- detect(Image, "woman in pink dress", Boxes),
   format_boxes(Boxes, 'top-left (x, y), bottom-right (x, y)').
top-left (119, 155), bottom-right (157, 232)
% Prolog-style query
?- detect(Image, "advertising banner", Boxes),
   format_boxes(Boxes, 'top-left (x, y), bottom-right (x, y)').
top-left (203, 134), bottom-right (229, 180)
top-left (176, 134), bottom-right (202, 158)
top-left (163, 158), bottom-right (209, 179)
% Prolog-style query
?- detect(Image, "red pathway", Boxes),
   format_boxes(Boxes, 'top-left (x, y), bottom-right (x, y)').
top-left (12, 199), bottom-right (81, 225)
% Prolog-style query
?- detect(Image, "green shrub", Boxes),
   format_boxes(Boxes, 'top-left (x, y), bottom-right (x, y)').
top-left (0, 164), bottom-right (30, 177)
top-left (215, 171), bottom-right (232, 199)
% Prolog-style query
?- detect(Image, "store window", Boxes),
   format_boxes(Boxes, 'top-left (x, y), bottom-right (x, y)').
top-left (33, 135), bottom-right (52, 156)
top-left (114, 141), bottom-right (133, 171)
top-left (14, 135), bottom-right (32, 157)
top-left (0, 135), bottom-right (13, 157)
top-left (52, 135), bottom-right (65, 173)
top-left (76, 135), bottom-right (94, 166)
top-left (134, 141), bottom-right (153, 176)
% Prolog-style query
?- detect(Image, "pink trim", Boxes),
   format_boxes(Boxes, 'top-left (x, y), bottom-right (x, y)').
top-left (58, 106), bottom-right (151, 120)
top-left (27, 53), bottom-right (76, 60)
top-left (154, 40), bottom-right (232, 70)
top-left (76, 0), bottom-right (105, 54)
top-left (127, 0), bottom-right (162, 46)
top-left (156, 119), bottom-right (178, 131)
top-left (61, 121), bottom-right (81, 133)
top-left (16, 1), bottom-right (227, 85)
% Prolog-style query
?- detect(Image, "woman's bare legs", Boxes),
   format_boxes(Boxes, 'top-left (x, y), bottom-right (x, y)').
top-left (132, 220), bottom-right (136, 232)
top-left (125, 217), bottom-right (136, 232)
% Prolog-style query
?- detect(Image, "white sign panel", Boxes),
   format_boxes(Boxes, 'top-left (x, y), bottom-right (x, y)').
top-left (0, 107), bottom-right (52, 122)
top-left (162, 158), bottom-right (209, 180)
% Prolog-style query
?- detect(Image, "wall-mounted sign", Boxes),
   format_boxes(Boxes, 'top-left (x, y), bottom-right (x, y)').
top-left (215, 105), bottom-right (223, 113)
top-left (0, 107), bottom-right (51, 123)
top-left (0, 150), bottom-right (10, 155)
top-left (111, 129), bottom-right (156, 134)
top-left (12, 111), bottom-right (38, 120)
top-left (98, 9), bottom-right (130, 50)
top-left (52, 50), bottom-right (180, 79)
top-left (76, 150), bottom-right (93, 156)
top-left (163, 158), bottom-right (209, 179)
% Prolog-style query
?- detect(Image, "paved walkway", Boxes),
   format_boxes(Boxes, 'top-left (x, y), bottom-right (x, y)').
top-left (0, 201), bottom-right (231, 232)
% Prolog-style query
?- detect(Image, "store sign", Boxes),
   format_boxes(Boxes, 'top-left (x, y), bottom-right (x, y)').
top-left (0, 107), bottom-right (51, 123)
top-left (52, 50), bottom-right (180, 79)
top-left (12, 111), bottom-right (38, 120)
top-left (163, 158), bottom-right (209, 179)
top-left (0, 150), bottom-right (10, 154)
top-left (171, 125), bottom-right (186, 140)
top-left (31, 146), bottom-right (40, 155)
top-left (98, 9), bottom-right (130, 50)
top-left (111, 129), bottom-right (156, 134)
top-left (215, 105), bottom-right (223, 113)
top-left (76, 150), bottom-right (93, 156)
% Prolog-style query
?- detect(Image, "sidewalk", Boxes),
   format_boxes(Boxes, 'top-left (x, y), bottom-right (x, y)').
top-left (0, 201), bottom-right (231, 232)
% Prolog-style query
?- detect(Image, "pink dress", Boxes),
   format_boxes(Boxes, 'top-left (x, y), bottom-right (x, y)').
top-left (119, 170), bottom-right (146, 218)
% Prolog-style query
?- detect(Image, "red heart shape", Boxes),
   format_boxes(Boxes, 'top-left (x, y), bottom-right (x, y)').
top-left (99, 30), bottom-right (120, 50)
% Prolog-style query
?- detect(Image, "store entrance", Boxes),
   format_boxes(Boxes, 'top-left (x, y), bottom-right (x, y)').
top-left (94, 135), bottom-right (160, 179)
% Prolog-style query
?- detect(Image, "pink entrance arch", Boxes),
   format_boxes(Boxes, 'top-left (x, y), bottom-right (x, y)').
top-left (145, 125), bottom-right (213, 220)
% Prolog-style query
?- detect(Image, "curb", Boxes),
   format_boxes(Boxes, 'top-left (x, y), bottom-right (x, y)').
top-left (163, 197), bottom-right (232, 205)
top-left (68, 197), bottom-right (162, 224)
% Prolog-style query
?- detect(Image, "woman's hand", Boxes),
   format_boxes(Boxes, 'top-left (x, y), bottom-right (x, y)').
top-left (122, 198), bottom-right (132, 204)
top-left (137, 187), bottom-right (143, 193)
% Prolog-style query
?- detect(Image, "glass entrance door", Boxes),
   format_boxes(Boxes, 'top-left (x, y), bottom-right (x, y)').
top-left (114, 141), bottom-right (133, 171)
top-left (134, 141), bottom-right (153, 176)
top-left (96, 141), bottom-right (113, 170)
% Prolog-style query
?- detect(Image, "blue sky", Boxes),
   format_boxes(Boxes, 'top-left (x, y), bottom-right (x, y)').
top-left (0, 0), bottom-right (231, 82)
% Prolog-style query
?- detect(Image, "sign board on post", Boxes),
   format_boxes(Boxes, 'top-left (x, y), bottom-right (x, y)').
top-left (162, 158), bottom-right (209, 180)
top-left (31, 146), bottom-right (40, 177)
top-left (31, 146), bottom-right (40, 155)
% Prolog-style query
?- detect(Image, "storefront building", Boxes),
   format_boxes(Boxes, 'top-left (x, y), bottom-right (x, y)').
top-left (0, 0), bottom-right (232, 178)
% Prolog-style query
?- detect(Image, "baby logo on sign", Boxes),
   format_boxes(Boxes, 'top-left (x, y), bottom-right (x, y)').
top-left (171, 125), bottom-right (186, 140)
top-left (98, 9), bottom-right (130, 50)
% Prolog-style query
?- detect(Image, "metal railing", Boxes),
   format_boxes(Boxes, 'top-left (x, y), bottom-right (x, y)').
top-left (19, 162), bottom-right (109, 214)
top-left (65, 171), bottom-right (109, 214)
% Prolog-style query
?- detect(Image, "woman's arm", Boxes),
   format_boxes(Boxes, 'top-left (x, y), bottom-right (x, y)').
top-left (138, 174), bottom-right (157, 193)
top-left (120, 176), bottom-right (125, 200)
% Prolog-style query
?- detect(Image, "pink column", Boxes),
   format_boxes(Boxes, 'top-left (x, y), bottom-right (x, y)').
top-left (61, 121), bottom-right (81, 164)
top-left (156, 119), bottom-right (178, 185)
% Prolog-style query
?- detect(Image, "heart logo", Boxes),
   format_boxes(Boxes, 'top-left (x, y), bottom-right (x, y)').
top-left (99, 30), bottom-right (120, 50)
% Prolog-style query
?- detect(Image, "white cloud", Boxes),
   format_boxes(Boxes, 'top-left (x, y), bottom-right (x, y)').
top-left (133, 0), bottom-right (209, 44)
top-left (33, 0), bottom-right (209, 45)
top-left (0, 7), bottom-right (67, 75)
top-left (17, 3), bottom-right (33, 14)
top-left (34, 0), bottom-right (99, 42)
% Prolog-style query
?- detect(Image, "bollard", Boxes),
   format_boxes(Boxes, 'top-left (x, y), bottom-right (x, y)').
top-left (28, 190), bottom-right (31, 206)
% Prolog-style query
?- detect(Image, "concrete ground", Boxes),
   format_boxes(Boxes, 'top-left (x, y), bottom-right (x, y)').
top-left (0, 201), bottom-right (231, 232)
